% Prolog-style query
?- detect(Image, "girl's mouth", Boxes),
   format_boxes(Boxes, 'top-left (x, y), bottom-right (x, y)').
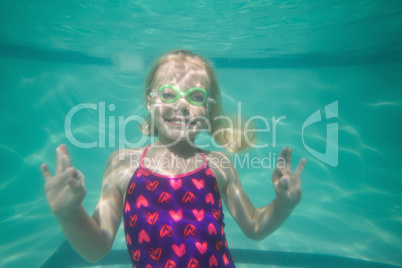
top-left (165, 118), bottom-right (197, 127)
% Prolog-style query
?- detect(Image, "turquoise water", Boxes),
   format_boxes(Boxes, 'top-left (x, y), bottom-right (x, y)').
top-left (1, 1), bottom-right (402, 267)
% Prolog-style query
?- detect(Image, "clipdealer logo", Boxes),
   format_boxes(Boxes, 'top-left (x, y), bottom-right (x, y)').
top-left (302, 101), bottom-right (339, 167)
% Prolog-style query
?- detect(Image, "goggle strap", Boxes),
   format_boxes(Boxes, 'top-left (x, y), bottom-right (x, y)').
top-left (207, 97), bottom-right (216, 104)
top-left (149, 91), bottom-right (158, 99)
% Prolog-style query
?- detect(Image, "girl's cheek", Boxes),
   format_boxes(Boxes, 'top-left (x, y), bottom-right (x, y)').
top-left (194, 106), bottom-right (208, 115)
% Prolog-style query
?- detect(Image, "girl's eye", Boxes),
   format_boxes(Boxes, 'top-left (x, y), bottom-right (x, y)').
top-left (162, 92), bottom-right (174, 99)
top-left (161, 89), bottom-right (176, 100)
top-left (189, 92), bottom-right (206, 102)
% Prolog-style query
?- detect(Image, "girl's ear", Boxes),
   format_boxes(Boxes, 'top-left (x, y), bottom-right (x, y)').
top-left (147, 95), bottom-right (152, 113)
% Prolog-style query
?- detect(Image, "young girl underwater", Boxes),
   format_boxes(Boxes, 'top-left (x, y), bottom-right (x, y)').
top-left (41, 50), bottom-right (306, 268)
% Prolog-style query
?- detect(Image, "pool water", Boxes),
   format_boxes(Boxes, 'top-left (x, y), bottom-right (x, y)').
top-left (0, 1), bottom-right (401, 267)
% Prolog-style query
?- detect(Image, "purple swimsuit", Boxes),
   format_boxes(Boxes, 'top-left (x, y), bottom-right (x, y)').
top-left (123, 145), bottom-right (236, 268)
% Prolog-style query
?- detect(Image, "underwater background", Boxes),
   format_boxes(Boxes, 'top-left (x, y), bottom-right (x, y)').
top-left (0, 1), bottom-right (401, 267)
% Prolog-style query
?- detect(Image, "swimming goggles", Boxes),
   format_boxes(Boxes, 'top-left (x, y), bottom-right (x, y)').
top-left (150, 84), bottom-right (216, 106)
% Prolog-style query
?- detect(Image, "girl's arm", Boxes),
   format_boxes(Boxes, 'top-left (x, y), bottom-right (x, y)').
top-left (42, 146), bottom-right (135, 262)
top-left (210, 147), bottom-right (306, 240)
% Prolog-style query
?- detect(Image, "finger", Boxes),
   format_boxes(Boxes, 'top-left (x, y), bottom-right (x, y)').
top-left (61, 154), bottom-right (71, 171)
top-left (295, 158), bottom-right (306, 176)
top-left (59, 144), bottom-right (72, 170)
top-left (278, 147), bottom-right (287, 160)
top-left (285, 148), bottom-right (292, 170)
top-left (276, 148), bottom-right (288, 176)
top-left (56, 147), bottom-right (63, 174)
top-left (41, 164), bottom-right (53, 183)
top-left (56, 145), bottom-right (71, 174)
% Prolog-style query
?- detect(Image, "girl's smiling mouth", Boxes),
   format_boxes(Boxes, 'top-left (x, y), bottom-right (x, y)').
top-left (164, 117), bottom-right (197, 127)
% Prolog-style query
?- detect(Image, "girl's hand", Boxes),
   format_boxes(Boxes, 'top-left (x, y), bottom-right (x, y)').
top-left (272, 147), bottom-right (306, 209)
top-left (41, 144), bottom-right (86, 217)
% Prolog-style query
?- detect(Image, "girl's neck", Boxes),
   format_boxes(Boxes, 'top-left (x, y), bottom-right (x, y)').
top-left (153, 136), bottom-right (199, 158)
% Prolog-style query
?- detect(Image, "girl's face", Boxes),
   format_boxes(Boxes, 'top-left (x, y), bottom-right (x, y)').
top-left (147, 61), bottom-right (212, 143)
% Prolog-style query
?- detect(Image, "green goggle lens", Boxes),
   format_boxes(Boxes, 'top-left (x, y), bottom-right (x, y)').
top-left (158, 84), bottom-right (208, 106)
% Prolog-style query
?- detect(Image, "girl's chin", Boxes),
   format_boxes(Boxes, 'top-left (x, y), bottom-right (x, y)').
top-left (159, 128), bottom-right (203, 142)
top-left (165, 130), bottom-right (197, 140)
top-left (155, 120), bottom-right (207, 140)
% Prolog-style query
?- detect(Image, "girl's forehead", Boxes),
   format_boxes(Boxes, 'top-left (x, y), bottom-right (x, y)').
top-left (155, 60), bottom-right (210, 89)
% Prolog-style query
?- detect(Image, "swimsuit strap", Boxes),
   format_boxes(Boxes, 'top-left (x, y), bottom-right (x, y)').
top-left (139, 145), bottom-right (150, 168)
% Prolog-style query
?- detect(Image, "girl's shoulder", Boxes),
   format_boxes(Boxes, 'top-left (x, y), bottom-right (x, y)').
top-left (200, 149), bottom-right (237, 187)
top-left (104, 147), bottom-right (148, 196)
top-left (107, 147), bottom-right (147, 167)
top-left (104, 147), bottom-right (147, 179)
top-left (199, 149), bottom-right (234, 166)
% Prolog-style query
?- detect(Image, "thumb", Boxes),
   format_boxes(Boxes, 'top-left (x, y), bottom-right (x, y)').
top-left (41, 164), bottom-right (53, 183)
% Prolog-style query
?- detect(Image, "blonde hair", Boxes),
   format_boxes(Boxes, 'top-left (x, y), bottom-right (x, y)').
top-left (140, 50), bottom-right (255, 153)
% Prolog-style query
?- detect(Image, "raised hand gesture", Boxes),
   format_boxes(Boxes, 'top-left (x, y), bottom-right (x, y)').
top-left (41, 144), bottom-right (86, 217)
top-left (272, 147), bottom-right (306, 209)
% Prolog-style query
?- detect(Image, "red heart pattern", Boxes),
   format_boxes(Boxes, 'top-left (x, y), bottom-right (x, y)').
top-left (172, 243), bottom-right (186, 257)
top-left (209, 255), bottom-right (218, 267)
top-left (192, 209), bottom-right (205, 221)
top-left (136, 195), bottom-right (148, 208)
top-left (183, 224), bottom-right (198, 237)
top-left (125, 201), bottom-right (130, 212)
top-left (138, 229), bottom-right (150, 244)
top-left (165, 260), bottom-right (177, 268)
top-left (126, 233), bottom-right (132, 245)
top-left (169, 179), bottom-right (183, 190)
top-left (131, 249), bottom-right (140, 262)
top-left (195, 241), bottom-right (207, 254)
top-left (145, 212), bottom-right (159, 225)
top-left (158, 192), bottom-right (172, 204)
top-left (213, 182), bottom-right (219, 193)
top-left (129, 215), bottom-right (137, 228)
top-left (212, 209), bottom-right (220, 220)
top-left (169, 179), bottom-right (182, 190)
top-left (223, 254), bottom-right (229, 265)
top-left (215, 240), bottom-right (223, 251)
top-left (182, 191), bottom-right (195, 203)
top-left (160, 224), bottom-right (173, 237)
top-left (192, 179), bottom-right (205, 189)
top-left (205, 193), bottom-right (214, 205)
top-left (149, 247), bottom-right (162, 261)
top-left (208, 223), bottom-right (217, 235)
top-left (187, 258), bottom-right (199, 268)
top-left (205, 168), bottom-right (214, 177)
top-left (145, 180), bottom-right (159, 191)
top-left (128, 182), bottom-right (136, 194)
top-left (169, 209), bottom-right (183, 222)
top-left (137, 168), bottom-right (150, 177)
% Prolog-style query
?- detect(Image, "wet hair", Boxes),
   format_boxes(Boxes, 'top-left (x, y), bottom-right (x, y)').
top-left (140, 49), bottom-right (255, 153)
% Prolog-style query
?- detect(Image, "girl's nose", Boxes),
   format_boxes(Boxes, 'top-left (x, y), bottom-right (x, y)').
top-left (174, 97), bottom-right (189, 115)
